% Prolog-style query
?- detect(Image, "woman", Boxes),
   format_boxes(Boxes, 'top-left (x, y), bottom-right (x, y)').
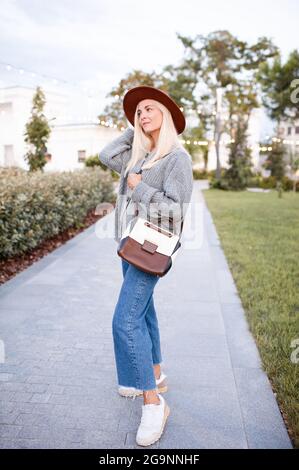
top-left (98, 86), bottom-right (193, 447)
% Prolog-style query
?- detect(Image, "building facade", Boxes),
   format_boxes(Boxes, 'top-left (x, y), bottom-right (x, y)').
top-left (0, 86), bottom-right (119, 171)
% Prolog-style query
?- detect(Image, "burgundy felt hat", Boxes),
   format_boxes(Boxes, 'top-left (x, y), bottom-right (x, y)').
top-left (123, 85), bottom-right (186, 135)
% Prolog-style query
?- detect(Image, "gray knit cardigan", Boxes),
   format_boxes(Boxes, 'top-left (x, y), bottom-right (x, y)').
top-left (98, 127), bottom-right (194, 243)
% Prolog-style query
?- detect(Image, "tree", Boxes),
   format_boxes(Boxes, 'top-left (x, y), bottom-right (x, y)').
top-left (224, 118), bottom-right (253, 189)
top-left (256, 50), bottom-right (299, 184)
top-left (175, 31), bottom-right (278, 179)
top-left (257, 49), bottom-right (299, 124)
top-left (24, 86), bottom-right (51, 172)
top-left (256, 49), bottom-right (299, 185)
top-left (219, 81), bottom-right (257, 189)
top-left (262, 140), bottom-right (286, 180)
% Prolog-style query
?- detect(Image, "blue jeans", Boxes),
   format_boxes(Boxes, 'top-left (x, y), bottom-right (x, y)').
top-left (112, 259), bottom-right (163, 391)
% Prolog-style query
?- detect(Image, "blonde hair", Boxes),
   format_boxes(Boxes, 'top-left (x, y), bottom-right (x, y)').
top-left (124, 99), bottom-right (184, 178)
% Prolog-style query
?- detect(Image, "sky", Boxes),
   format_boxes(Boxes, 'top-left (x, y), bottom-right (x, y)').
top-left (0, 0), bottom-right (298, 119)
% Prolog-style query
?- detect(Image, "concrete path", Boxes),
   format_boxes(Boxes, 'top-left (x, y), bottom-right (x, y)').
top-left (0, 181), bottom-right (293, 449)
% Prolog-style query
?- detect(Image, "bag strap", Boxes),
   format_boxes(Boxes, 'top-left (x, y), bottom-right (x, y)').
top-left (125, 189), bottom-right (184, 239)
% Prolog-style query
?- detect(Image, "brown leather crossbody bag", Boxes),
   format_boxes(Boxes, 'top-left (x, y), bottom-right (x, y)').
top-left (117, 193), bottom-right (184, 277)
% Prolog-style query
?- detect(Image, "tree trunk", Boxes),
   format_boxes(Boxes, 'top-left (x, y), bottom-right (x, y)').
top-left (215, 116), bottom-right (222, 180)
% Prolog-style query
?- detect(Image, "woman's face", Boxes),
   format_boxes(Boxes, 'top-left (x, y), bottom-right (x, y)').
top-left (136, 99), bottom-right (163, 135)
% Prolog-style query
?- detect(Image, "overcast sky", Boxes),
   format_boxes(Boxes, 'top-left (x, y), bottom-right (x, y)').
top-left (0, 0), bottom-right (298, 114)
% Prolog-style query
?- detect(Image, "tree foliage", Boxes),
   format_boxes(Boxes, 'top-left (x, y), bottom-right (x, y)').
top-left (257, 49), bottom-right (299, 123)
top-left (24, 86), bottom-right (51, 172)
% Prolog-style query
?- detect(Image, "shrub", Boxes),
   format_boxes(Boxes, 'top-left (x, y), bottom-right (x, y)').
top-left (192, 168), bottom-right (209, 180)
top-left (247, 176), bottom-right (262, 188)
top-left (281, 175), bottom-right (299, 191)
top-left (260, 176), bottom-right (277, 189)
top-left (85, 155), bottom-right (119, 181)
top-left (0, 166), bottom-right (27, 177)
top-left (85, 155), bottom-right (102, 168)
top-left (208, 168), bottom-right (227, 179)
top-left (209, 178), bottom-right (230, 190)
top-left (204, 169), bottom-right (299, 192)
top-left (0, 167), bottom-right (115, 260)
top-left (208, 168), bottom-right (229, 189)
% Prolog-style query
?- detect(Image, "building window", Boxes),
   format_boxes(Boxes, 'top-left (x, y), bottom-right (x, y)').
top-left (0, 102), bottom-right (13, 117)
top-left (4, 145), bottom-right (15, 166)
top-left (287, 127), bottom-right (292, 135)
top-left (78, 150), bottom-right (86, 162)
top-left (295, 127), bottom-right (299, 134)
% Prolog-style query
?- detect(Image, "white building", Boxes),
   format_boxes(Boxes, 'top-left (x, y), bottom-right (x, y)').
top-left (0, 86), bottom-right (120, 171)
top-left (278, 120), bottom-right (299, 153)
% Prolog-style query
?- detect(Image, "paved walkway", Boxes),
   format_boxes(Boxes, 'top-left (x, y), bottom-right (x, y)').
top-left (0, 181), bottom-right (293, 449)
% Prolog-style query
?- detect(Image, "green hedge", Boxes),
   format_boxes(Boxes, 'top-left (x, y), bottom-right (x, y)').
top-left (248, 175), bottom-right (299, 191)
top-left (85, 155), bottom-right (120, 181)
top-left (192, 168), bottom-right (229, 180)
top-left (0, 167), bottom-right (116, 260)
top-left (192, 168), bottom-right (209, 180)
top-left (205, 169), bottom-right (299, 191)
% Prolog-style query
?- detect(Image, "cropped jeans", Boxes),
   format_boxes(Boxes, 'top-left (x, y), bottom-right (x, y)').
top-left (112, 259), bottom-right (163, 391)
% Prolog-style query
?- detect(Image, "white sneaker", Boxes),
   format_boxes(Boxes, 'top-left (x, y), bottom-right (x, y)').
top-left (118, 372), bottom-right (168, 399)
top-left (136, 393), bottom-right (170, 446)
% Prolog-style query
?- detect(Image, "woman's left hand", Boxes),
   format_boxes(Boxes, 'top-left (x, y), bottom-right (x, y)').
top-left (127, 173), bottom-right (142, 190)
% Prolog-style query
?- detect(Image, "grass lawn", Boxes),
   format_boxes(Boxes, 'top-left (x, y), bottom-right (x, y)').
top-left (203, 188), bottom-right (299, 448)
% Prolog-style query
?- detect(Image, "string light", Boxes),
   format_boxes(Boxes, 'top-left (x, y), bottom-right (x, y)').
top-left (0, 61), bottom-right (126, 128)
top-left (257, 139), bottom-right (299, 148)
top-left (180, 139), bottom-right (209, 146)
top-left (0, 60), bottom-right (99, 98)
